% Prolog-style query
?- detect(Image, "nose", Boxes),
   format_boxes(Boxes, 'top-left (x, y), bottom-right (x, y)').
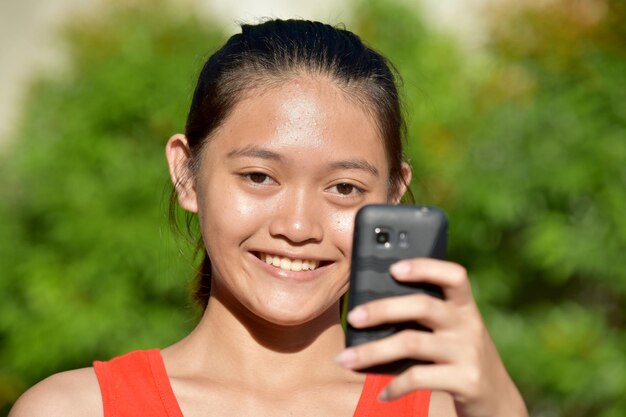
top-left (269, 188), bottom-right (323, 244)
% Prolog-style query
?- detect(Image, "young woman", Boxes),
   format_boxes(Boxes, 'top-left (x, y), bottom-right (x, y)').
top-left (10, 19), bottom-right (528, 417)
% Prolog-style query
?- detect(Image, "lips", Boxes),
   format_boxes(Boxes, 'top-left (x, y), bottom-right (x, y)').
top-left (257, 252), bottom-right (323, 272)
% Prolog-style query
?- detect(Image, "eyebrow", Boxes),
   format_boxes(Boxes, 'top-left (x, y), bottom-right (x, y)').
top-left (226, 145), bottom-right (282, 161)
top-left (226, 145), bottom-right (379, 177)
top-left (328, 159), bottom-right (380, 177)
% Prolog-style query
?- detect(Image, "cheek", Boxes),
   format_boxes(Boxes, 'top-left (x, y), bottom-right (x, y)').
top-left (199, 186), bottom-right (267, 253)
top-left (222, 187), bottom-right (260, 220)
top-left (328, 210), bottom-right (356, 256)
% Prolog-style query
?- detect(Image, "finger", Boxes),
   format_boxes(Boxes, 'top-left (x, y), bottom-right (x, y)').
top-left (347, 293), bottom-right (454, 331)
top-left (390, 258), bottom-right (473, 305)
top-left (336, 330), bottom-right (458, 370)
top-left (379, 364), bottom-right (463, 402)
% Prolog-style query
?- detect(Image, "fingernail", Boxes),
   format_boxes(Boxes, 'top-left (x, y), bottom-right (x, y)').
top-left (378, 388), bottom-right (389, 402)
top-left (335, 349), bottom-right (357, 367)
top-left (347, 306), bottom-right (368, 325)
top-left (390, 261), bottom-right (411, 276)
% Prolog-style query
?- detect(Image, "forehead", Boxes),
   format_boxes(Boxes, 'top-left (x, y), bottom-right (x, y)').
top-left (204, 76), bottom-right (388, 171)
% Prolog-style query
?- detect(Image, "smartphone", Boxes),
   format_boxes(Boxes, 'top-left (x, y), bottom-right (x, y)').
top-left (345, 204), bottom-right (447, 374)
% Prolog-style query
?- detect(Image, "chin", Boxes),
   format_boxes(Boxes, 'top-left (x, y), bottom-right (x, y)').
top-left (252, 299), bottom-right (339, 328)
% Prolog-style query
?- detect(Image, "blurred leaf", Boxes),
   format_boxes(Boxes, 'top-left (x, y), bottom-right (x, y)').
top-left (355, 0), bottom-right (626, 416)
top-left (0, 1), bottom-right (220, 409)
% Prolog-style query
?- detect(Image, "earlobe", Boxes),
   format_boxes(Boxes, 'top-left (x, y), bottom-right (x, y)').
top-left (165, 134), bottom-right (198, 213)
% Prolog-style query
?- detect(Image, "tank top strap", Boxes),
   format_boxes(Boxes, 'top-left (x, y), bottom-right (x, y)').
top-left (353, 374), bottom-right (431, 417)
top-left (94, 349), bottom-right (183, 417)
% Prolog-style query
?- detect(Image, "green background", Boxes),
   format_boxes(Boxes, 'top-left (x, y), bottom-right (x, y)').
top-left (1, 0), bottom-right (624, 415)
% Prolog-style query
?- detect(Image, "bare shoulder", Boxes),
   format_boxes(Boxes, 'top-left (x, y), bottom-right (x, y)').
top-left (428, 391), bottom-right (457, 417)
top-left (9, 367), bottom-right (103, 417)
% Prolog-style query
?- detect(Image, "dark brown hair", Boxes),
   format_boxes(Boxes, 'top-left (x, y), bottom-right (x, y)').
top-left (171, 19), bottom-right (412, 309)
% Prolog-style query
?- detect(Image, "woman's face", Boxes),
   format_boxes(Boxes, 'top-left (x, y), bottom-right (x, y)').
top-left (179, 76), bottom-right (399, 326)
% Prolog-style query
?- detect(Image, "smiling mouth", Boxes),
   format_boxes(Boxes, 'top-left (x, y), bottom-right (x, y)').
top-left (255, 252), bottom-right (330, 272)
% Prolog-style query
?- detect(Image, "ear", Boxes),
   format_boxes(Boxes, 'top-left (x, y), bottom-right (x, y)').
top-left (165, 134), bottom-right (198, 213)
top-left (391, 162), bottom-right (412, 204)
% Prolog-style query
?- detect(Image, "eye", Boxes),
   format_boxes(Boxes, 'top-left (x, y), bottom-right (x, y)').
top-left (241, 172), bottom-right (276, 186)
top-left (329, 182), bottom-right (364, 196)
top-left (249, 173), bottom-right (269, 183)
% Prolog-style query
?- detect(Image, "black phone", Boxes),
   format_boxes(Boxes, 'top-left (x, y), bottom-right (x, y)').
top-left (345, 204), bottom-right (448, 374)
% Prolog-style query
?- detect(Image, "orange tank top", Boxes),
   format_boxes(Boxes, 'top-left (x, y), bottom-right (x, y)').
top-left (94, 349), bottom-right (430, 416)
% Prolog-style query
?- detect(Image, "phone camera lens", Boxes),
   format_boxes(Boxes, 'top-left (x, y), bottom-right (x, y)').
top-left (376, 231), bottom-right (390, 244)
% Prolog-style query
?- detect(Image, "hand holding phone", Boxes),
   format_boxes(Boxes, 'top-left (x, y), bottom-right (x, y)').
top-left (345, 204), bottom-right (447, 374)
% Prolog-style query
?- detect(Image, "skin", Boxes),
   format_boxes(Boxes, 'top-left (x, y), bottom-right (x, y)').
top-left (9, 75), bottom-right (527, 417)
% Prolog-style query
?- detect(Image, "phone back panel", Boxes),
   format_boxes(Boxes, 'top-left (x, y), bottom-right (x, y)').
top-left (346, 204), bottom-right (447, 374)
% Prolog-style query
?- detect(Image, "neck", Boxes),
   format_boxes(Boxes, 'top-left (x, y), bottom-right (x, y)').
top-left (216, 285), bottom-right (342, 352)
top-left (169, 288), bottom-right (348, 387)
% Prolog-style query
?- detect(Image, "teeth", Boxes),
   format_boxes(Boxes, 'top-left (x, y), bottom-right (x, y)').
top-left (291, 259), bottom-right (302, 271)
top-left (261, 253), bottom-right (320, 272)
top-left (280, 258), bottom-right (291, 270)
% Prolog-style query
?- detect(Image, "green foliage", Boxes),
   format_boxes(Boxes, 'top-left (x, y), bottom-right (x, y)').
top-left (1, 0), bottom-right (624, 416)
top-left (353, 0), bottom-right (626, 416)
top-left (0, 2), bottom-right (225, 412)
